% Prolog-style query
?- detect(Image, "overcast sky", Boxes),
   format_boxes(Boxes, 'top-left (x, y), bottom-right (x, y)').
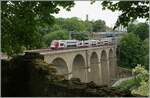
top-left (53, 1), bottom-right (146, 28)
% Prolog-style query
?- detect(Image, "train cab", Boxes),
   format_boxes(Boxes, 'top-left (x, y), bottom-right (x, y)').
top-left (50, 40), bottom-right (66, 49)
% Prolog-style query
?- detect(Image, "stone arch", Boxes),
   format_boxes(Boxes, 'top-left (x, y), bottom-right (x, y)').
top-left (101, 50), bottom-right (109, 85)
top-left (72, 54), bottom-right (86, 82)
top-left (52, 58), bottom-right (69, 79)
top-left (88, 52), bottom-right (101, 84)
top-left (109, 49), bottom-right (115, 81)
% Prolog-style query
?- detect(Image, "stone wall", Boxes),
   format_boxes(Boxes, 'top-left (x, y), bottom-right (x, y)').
top-left (1, 53), bottom-right (143, 97)
top-left (116, 66), bottom-right (133, 79)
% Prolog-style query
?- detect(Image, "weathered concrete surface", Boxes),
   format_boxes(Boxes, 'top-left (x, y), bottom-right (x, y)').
top-left (33, 46), bottom-right (117, 86)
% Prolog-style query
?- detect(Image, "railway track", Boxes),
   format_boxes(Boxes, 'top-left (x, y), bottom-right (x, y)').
top-left (25, 45), bottom-right (115, 53)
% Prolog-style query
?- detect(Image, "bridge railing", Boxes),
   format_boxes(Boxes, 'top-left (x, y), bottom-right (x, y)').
top-left (116, 66), bottom-right (133, 79)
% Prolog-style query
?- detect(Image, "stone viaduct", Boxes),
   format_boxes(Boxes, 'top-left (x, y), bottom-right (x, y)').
top-left (27, 45), bottom-right (117, 86)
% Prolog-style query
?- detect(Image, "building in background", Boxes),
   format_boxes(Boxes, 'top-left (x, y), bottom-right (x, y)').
top-left (90, 31), bottom-right (125, 45)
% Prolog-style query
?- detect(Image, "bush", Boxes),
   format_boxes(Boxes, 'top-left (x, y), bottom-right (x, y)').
top-left (131, 64), bottom-right (149, 96)
top-left (116, 64), bottom-right (149, 96)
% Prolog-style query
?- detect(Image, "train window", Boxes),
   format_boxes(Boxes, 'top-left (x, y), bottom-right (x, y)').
top-left (60, 43), bottom-right (64, 46)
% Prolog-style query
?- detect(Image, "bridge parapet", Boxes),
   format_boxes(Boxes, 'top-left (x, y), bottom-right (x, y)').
top-left (24, 52), bottom-right (44, 60)
top-left (25, 45), bottom-right (117, 86)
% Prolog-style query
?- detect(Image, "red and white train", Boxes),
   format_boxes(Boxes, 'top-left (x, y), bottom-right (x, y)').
top-left (50, 38), bottom-right (114, 49)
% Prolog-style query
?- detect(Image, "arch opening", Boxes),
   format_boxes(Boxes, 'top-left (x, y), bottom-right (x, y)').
top-left (101, 50), bottom-right (109, 85)
top-left (52, 58), bottom-right (69, 79)
top-left (72, 54), bottom-right (86, 82)
top-left (88, 52), bottom-right (101, 84)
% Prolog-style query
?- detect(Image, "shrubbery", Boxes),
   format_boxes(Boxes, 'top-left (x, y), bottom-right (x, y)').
top-left (116, 64), bottom-right (149, 96)
top-left (118, 33), bottom-right (149, 69)
top-left (131, 64), bottom-right (149, 96)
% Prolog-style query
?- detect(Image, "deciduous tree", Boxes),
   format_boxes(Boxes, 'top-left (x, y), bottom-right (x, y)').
top-left (118, 33), bottom-right (142, 68)
top-left (92, 20), bottom-right (106, 32)
top-left (101, 1), bottom-right (149, 29)
top-left (135, 23), bottom-right (149, 40)
top-left (127, 22), bottom-right (149, 40)
top-left (1, 1), bottom-right (74, 56)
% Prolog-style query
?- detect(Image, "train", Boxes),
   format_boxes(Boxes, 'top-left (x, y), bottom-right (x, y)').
top-left (50, 38), bottom-right (114, 49)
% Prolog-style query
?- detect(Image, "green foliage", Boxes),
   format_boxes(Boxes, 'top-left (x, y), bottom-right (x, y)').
top-left (84, 21), bottom-right (93, 32)
top-left (50, 24), bottom-right (62, 32)
top-left (72, 33), bottom-right (89, 40)
top-left (1, 1), bottom-right (74, 56)
top-left (121, 22), bottom-right (149, 69)
top-left (132, 64), bottom-right (149, 82)
top-left (118, 33), bottom-right (142, 68)
top-left (52, 17), bottom-right (107, 33)
top-left (115, 78), bottom-right (136, 91)
top-left (101, 1), bottom-right (149, 29)
top-left (134, 23), bottom-right (149, 40)
top-left (127, 23), bottom-right (149, 40)
top-left (131, 65), bottom-right (149, 96)
top-left (44, 30), bottom-right (69, 47)
top-left (61, 17), bottom-right (87, 32)
top-left (42, 17), bottom-right (107, 45)
top-left (92, 20), bottom-right (106, 32)
top-left (131, 80), bottom-right (149, 96)
top-left (116, 65), bottom-right (149, 96)
top-left (118, 24), bottom-right (149, 69)
top-left (127, 24), bottom-right (137, 33)
top-left (54, 17), bottom-right (91, 32)
top-left (142, 38), bottom-right (149, 69)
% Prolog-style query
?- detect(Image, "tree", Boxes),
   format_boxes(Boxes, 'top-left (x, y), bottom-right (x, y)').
top-left (61, 17), bottom-right (87, 32)
top-left (127, 24), bottom-right (137, 33)
top-left (142, 38), bottom-right (149, 69)
top-left (92, 20), bottom-right (106, 32)
top-left (101, 1), bottom-right (149, 29)
top-left (127, 22), bottom-right (149, 40)
top-left (71, 33), bottom-right (89, 40)
top-left (44, 30), bottom-right (69, 47)
top-left (118, 23), bottom-right (149, 69)
top-left (1, 1), bottom-right (74, 56)
top-left (135, 23), bottom-right (149, 40)
top-left (41, 17), bottom-right (95, 44)
top-left (54, 17), bottom-right (95, 33)
top-left (118, 33), bottom-right (142, 68)
top-left (84, 21), bottom-right (93, 32)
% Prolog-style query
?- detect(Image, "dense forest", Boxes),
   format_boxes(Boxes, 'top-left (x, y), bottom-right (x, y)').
top-left (118, 22), bottom-right (149, 70)
top-left (43, 17), bottom-right (112, 47)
